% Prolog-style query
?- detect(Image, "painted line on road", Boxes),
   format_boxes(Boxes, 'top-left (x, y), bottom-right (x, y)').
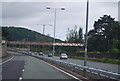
top-left (0, 72), bottom-right (2, 81)
top-left (19, 77), bottom-right (22, 80)
top-left (19, 63), bottom-right (26, 81)
top-left (0, 55), bottom-right (14, 65)
top-left (20, 61), bottom-right (27, 80)
top-left (22, 69), bottom-right (25, 72)
top-left (40, 59), bottom-right (80, 80)
top-left (109, 77), bottom-right (116, 80)
top-left (99, 73), bottom-right (112, 79)
top-left (100, 74), bottom-right (107, 77)
top-left (91, 72), bottom-right (98, 75)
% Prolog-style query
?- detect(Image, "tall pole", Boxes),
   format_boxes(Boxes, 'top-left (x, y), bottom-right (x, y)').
top-left (42, 24), bottom-right (45, 52)
top-left (84, 0), bottom-right (89, 66)
top-left (37, 24), bottom-right (51, 35)
top-left (53, 8), bottom-right (57, 56)
top-left (43, 24), bottom-right (45, 35)
top-left (46, 7), bottom-right (65, 56)
top-left (37, 24), bottom-right (51, 52)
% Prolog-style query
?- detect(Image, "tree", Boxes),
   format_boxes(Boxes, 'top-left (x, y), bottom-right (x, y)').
top-left (63, 25), bottom-right (84, 53)
top-left (66, 25), bottom-right (83, 43)
top-left (88, 15), bottom-right (120, 52)
top-left (2, 27), bottom-right (10, 40)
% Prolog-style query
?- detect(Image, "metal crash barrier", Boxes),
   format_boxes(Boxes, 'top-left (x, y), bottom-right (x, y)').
top-left (27, 53), bottom-right (120, 80)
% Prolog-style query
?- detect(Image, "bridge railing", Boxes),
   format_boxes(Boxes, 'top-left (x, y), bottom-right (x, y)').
top-left (27, 53), bottom-right (120, 80)
top-left (7, 41), bottom-right (84, 46)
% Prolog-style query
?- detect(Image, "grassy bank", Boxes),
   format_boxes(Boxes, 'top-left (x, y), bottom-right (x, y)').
top-left (69, 56), bottom-right (120, 64)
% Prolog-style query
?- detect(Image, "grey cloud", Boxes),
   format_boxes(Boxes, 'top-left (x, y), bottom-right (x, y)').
top-left (1, 2), bottom-right (118, 40)
top-left (2, 2), bottom-right (52, 19)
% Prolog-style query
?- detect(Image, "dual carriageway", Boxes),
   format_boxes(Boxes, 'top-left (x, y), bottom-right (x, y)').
top-left (0, 41), bottom-right (120, 81)
top-left (0, 50), bottom-right (119, 81)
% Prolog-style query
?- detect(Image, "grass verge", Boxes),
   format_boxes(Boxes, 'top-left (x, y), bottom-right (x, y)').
top-left (69, 56), bottom-right (120, 64)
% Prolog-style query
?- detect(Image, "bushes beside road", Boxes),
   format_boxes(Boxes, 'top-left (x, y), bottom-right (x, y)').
top-left (66, 52), bottom-right (120, 60)
top-left (69, 56), bottom-right (120, 64)
top-left (64, 50), bottom-right (120, 64)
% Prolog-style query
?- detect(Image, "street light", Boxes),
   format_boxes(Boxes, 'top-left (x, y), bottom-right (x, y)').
top-left (46, 7), bottom-right (65, 56)
top-left (37, 24), bottom-right (52, 35)
top-left (37, 24), bottom-right (52, 52)
top-left (84, 0), bottom-right (89, 66)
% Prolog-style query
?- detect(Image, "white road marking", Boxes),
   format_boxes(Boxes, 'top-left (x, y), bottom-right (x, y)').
top-left (92, 72), bottom-right (98, 75)
top-left (40, 59), bottom-right (81, 80)
top-left (110, 77), bottom-right (116, 80)
top-left (22, 69), bottom-right (25, 72)
top-left (20, 64), bottom-right (25, 80)
top-left (19, 77), bottom-right (22, 80)
top-left (0, 55), bottom-right (14, 65)
top-left (0, 73), bottom-right (2, 81)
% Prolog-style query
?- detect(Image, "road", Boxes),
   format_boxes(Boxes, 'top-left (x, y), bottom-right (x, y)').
top-left (43, 55), bottom-right (119, 73)
top-left (0, 52), bottom-right (79, 81)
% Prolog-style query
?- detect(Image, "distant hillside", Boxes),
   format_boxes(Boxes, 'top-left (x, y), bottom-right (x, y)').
top-left (2, 26), bottom-right (63, 42)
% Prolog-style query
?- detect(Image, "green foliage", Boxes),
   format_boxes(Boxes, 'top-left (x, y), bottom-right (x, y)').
top-left (2, 26), bottom-right (63, 42)
top-left (88, 35), bottom-right (108, 52)
top-left (76, 50), bottom-right (85, 53)
top-left (89, 51), bottom-right (101, 54)
top-left (70, 56), bottom-right (84, 60)
top-left (88, 15), bottom-right (120, 52)
top-left (66, 25), bottom-right (83, 43)
top-left (70, 56), bottom-right (120, 64)
top-left (118, 40), bottom-right (120, 50)
top-left (109, 48), bottom-right (120, 54)
top-left (2, 27), bottom-right (10, 40)
top-left (101, 58), bottom-right (120, 64)
top-left (2, 26), bottom-right (64, 52)
top-left (65, 25), bottom-right (84, 53)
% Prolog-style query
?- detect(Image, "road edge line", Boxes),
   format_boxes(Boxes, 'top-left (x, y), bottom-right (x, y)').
top-left (39, 58), bottom-right (80, 80)
top-left (0, 55), bottom-right (14, 65)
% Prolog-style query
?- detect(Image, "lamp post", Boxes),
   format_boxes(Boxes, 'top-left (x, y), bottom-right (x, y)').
top-left (37, 24), bottom-right (52, 35)
top-left (84, 0), bottom-right (89, 66)
top-left (46, 7), bottom-right (65, 56)
top-left (37, 24), bottom-right (52, 52)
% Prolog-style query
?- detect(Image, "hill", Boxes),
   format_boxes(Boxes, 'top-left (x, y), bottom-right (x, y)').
top-left (2, 26), bottom-right (63, 42)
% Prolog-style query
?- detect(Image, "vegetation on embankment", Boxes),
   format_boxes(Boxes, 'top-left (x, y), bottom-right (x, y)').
top-left (2, 26), bottom-right (63, 42)
top-left (69, 56), bottom-right (120, 65)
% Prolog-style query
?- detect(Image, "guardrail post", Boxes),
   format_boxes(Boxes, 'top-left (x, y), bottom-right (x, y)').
top-left (29, 53), bottom-right (120, 80)
top-left (97, 72), bottom-right (100, 79)
top-left (83, 69), bottom-right (87, 77)
top-left (89, 70), bottom-right (92, 79)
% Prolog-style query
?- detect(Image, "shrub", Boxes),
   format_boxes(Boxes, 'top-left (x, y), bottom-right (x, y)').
top-left (76, 50), bottom-right (85, 53)
top-left (89, 51), bottom-right (101, 54)
top-left (110, 48), bottom-right (120, 54)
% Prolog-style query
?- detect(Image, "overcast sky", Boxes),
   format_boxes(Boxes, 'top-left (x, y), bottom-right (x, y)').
top-left (1, 0), bottom-right (119, 41)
